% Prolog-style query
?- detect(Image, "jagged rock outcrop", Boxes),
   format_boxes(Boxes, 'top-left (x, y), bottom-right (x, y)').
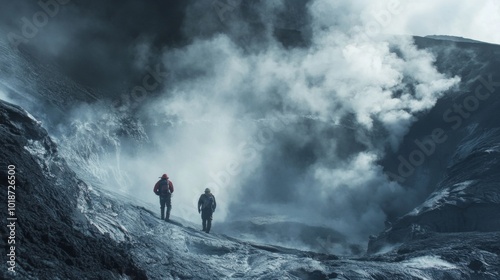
top-left (369, 131), bottom-right (500, 253)
top-left (0, 100), bottom-right (147, 279)
top-left (370, 37), bottom-right (500, 253)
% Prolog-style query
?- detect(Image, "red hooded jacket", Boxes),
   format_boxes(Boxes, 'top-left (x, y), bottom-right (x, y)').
top-left (153, 174), bottom-right (174, 195)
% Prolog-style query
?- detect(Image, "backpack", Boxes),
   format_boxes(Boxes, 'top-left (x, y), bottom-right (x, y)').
top-left (202, 194), bottom-right (214, 210)
top-left (158, 179), bottom-right (171, 195)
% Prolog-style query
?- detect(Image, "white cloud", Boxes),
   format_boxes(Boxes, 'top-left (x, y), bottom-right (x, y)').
top-left (0, 89), bottom-right (12, 103)
top-left (386, 0), bottom-right (500, 44)
top-left (126, 0), bottom-right (461, 243)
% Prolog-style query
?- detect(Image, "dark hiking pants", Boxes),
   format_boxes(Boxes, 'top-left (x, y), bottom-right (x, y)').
top-left (160, 194), bottom-right (172, 220)
top-left (201, 209), bottom-right (213, 233)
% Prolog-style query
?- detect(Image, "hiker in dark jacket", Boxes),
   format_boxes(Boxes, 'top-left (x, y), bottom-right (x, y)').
top-left (153, 174), bottom-right (174, 221)
top-left (198, 188), bottom-right (216, 233)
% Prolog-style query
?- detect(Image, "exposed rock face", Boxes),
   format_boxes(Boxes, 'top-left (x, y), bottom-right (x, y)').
top-left (369, 36), bottom-right (500, 253)
top-left (369, 84), bottom-right (500, 255)
top-left (0, 100), bottom-right (147, 279)
top-left (369, 136), bottom-right (500, 253)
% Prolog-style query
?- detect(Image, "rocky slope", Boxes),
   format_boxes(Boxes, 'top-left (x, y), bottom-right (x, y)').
top-left (0, 100), bottom-right (147, 279)
top-left (370, 36), bottom-right (500, 251)
top-left (369, 126), bottom-right (500, 254)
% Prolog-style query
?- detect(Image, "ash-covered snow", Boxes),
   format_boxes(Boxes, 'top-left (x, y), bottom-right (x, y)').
top-left (402, 255), bottom-right (457, 270)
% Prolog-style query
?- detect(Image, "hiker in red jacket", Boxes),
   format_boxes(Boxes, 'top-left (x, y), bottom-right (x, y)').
top-left (153, 174), bottom-right (174, 221)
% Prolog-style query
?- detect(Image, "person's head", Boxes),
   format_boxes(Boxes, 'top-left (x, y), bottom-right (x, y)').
top-left (204, 188), bottom-right (211, 194)
top-left (161, 174), bottom-right (169, 179)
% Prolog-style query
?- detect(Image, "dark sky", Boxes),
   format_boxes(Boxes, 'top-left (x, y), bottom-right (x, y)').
top-left (0, 0), bottom-right (189, 91)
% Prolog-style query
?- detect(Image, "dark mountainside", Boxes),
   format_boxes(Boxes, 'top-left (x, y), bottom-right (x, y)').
top-left (373, 36), bottom-right (500, 244)
top-left (0, 35), bottom-right (499, 279)
top-left (0, 101), bottom-right (147, 279)
top-left (380, 36), bottom-right (500, 219)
